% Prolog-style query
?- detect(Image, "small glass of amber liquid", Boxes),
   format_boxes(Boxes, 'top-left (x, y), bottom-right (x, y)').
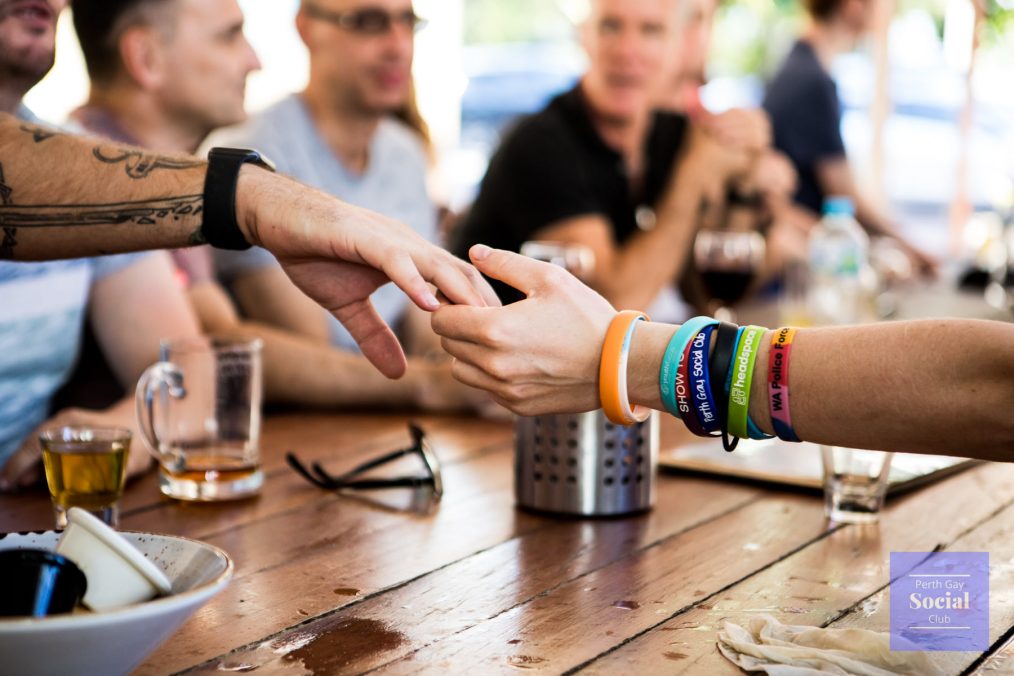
top-left (41, 426), bottom-right (131, 529)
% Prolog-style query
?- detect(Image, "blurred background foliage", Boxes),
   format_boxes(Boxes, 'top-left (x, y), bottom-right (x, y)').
top-left (464, 0), bottom-right (1012, 65)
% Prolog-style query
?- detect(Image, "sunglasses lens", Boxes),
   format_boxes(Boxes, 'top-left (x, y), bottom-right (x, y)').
top-left (418, 438), bottom-right (443, 498)
top-left (352, 9), bottom-right (392, 33)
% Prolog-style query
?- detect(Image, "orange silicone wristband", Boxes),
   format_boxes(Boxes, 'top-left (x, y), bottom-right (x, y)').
top-left (599, 310), bottom-right (651, 425)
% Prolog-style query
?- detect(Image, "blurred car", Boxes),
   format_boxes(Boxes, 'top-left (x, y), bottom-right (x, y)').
top-left (460, 42), bottom-right (584, 154)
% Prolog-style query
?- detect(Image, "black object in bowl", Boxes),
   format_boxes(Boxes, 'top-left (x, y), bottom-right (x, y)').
top-left (0, 549), bottom-right (87, 617)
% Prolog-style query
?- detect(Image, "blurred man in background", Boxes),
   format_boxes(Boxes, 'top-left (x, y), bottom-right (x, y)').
top-left (451, 0), bottom-right (752, 318)
top-left (71, 0), bottom-right (258, 157)
top-left (207, 0), bottom-right (490, 413)
top-left (763, 0), bottom-right (935, 273)
top-left (68, 0), bottom-right (488, 415)
top-left (660, 0), bottom-right (808, 295)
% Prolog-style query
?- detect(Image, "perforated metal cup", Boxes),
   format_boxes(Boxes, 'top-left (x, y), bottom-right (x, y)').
top-left (514, 410), bottom-right (658, 516)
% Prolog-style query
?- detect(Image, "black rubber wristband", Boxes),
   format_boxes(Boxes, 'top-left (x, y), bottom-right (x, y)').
top-left (708, 321), bottom-right (741, 452)
top-left (201, 147), bottom-right (274, 250)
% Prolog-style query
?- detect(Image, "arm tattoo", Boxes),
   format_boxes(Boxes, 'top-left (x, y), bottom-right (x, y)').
top-left (93, 146), bottom-right (204, 179)
top-left (19, 123), bottom-right (59, 143)
top-left (0, 194), bottom-right (203, 228)
top-left (0, 155), bottom-right (202, 259)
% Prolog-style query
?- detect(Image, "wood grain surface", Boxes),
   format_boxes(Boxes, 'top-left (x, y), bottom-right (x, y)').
top-left (2, 412), bottom-right (1010, 675)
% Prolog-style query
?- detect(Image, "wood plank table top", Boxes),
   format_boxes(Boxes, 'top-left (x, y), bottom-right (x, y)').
top-left (2, 411), bottom-right (1011, 675)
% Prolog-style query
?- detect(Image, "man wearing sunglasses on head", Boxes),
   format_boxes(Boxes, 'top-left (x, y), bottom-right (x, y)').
top-left (205, 0), bottom-right (484, 413)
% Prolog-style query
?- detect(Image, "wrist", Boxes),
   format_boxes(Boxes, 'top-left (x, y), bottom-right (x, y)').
top-left (627, 322), bottom-right (675, 411)
top-left (201, 148), bottom-right (275, 250)
top-left (234, 163), bottom-right (276, 249)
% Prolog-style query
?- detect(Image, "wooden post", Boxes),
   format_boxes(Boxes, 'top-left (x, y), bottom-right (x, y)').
top-left (949, 0), bottom-right (987, 255)
top-left (869, 0), bottom-right (895, 212)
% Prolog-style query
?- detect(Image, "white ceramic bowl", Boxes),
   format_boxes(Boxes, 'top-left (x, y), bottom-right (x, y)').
top-left (0, 529), bottom-right (233, 676)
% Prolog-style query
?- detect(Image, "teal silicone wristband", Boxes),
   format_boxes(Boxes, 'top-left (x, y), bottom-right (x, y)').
top-left (747, 416), bottom-right (774, 440)
top-left (659, 316), bottom-right (718, 418)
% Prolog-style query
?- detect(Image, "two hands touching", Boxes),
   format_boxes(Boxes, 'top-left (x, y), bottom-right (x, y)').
top-left (237, 168), bottom-right (502, 380)
top-left (2, 171), bottom-right (506, 493)
top-left (433, 245), bottom-right (613, 417)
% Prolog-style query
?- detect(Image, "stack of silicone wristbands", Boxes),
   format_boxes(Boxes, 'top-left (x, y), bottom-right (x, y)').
top-left (599, 312), bottom-right (802, 452)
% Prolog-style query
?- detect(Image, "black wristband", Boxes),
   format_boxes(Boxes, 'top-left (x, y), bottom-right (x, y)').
top-left (201, 147), bottom-right (275, 250)
top-left (708, 321), bottom-right (741, 452)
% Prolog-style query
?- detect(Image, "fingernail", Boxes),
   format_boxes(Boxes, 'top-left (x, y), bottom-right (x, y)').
top-left (470, 244), bottom-right (492, 261)
top-left (422, 291), bottom-right (440, 309)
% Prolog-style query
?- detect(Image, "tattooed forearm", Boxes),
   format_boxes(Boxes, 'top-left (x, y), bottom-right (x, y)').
top-left (0, 115), bottom-right (213, 259)
top-left (19, 124), bottom-right (59, 143)
top-left (93, 147), bottom-right (205, 179)
top-left (0, 195), bottom-right (203, 228)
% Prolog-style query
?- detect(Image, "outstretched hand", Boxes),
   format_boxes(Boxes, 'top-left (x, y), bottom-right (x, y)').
top-left (239, 169), bottom-right (501, 379)
top-left (431, 245), bottom-right (616, 415)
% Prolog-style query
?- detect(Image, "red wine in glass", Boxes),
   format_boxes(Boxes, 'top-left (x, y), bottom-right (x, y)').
top-left (693, 230), bottom-right (765, 320)
top-left (699, 269), bottom-right (755, 306)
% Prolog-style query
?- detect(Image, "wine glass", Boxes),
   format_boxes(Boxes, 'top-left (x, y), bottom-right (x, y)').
top-left (693, 229), bottom-right (766, 322)
top-left (868, 236), bottom-right (915, 319)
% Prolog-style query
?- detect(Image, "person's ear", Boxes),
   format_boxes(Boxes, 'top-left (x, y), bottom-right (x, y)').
top-left (578, 17), bottom-right (592, 53)
top-left (118, 26), bottom-right (166, 91)
top-left (295, 7), bottom-right (314, 49)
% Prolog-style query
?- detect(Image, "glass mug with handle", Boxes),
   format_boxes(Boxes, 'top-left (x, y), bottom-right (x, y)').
top-left (135, 337), bottom-right (263, 501)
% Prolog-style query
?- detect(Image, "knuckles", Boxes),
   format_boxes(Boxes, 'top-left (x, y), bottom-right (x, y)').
top-left (485, 355), bottom-right (519, 382)
top-left (474, 321), bottom-right (508, 349)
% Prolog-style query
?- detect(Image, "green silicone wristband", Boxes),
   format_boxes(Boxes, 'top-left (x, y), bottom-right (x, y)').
top-left (727, 325), bottom-right (766, 440)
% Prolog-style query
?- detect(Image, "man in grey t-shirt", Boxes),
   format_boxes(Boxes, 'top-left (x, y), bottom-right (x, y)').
top-left (207, 0), bottom-right (437, 353)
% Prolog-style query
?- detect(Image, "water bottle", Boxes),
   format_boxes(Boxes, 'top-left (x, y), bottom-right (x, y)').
top-left (807, 196), bottom-right (871, 325)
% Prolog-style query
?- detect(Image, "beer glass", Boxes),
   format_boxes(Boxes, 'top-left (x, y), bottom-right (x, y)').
top-left (135, 337), bottom-right (263, 501)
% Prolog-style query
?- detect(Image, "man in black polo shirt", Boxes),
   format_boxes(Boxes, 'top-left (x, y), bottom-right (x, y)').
top-left (763, 0), bottom-right (934, 272)
top-left (452, 0), bottom-right (750, 309)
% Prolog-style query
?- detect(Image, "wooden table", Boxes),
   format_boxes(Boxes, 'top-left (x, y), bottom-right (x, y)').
top-left (3, 411), bottom-right (1014, 675)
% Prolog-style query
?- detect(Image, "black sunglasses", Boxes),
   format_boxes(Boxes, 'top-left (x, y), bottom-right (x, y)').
top-left (286, 423), bottom-right (442, 497)
top-left (303, 3), bottom-right (428, 34)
